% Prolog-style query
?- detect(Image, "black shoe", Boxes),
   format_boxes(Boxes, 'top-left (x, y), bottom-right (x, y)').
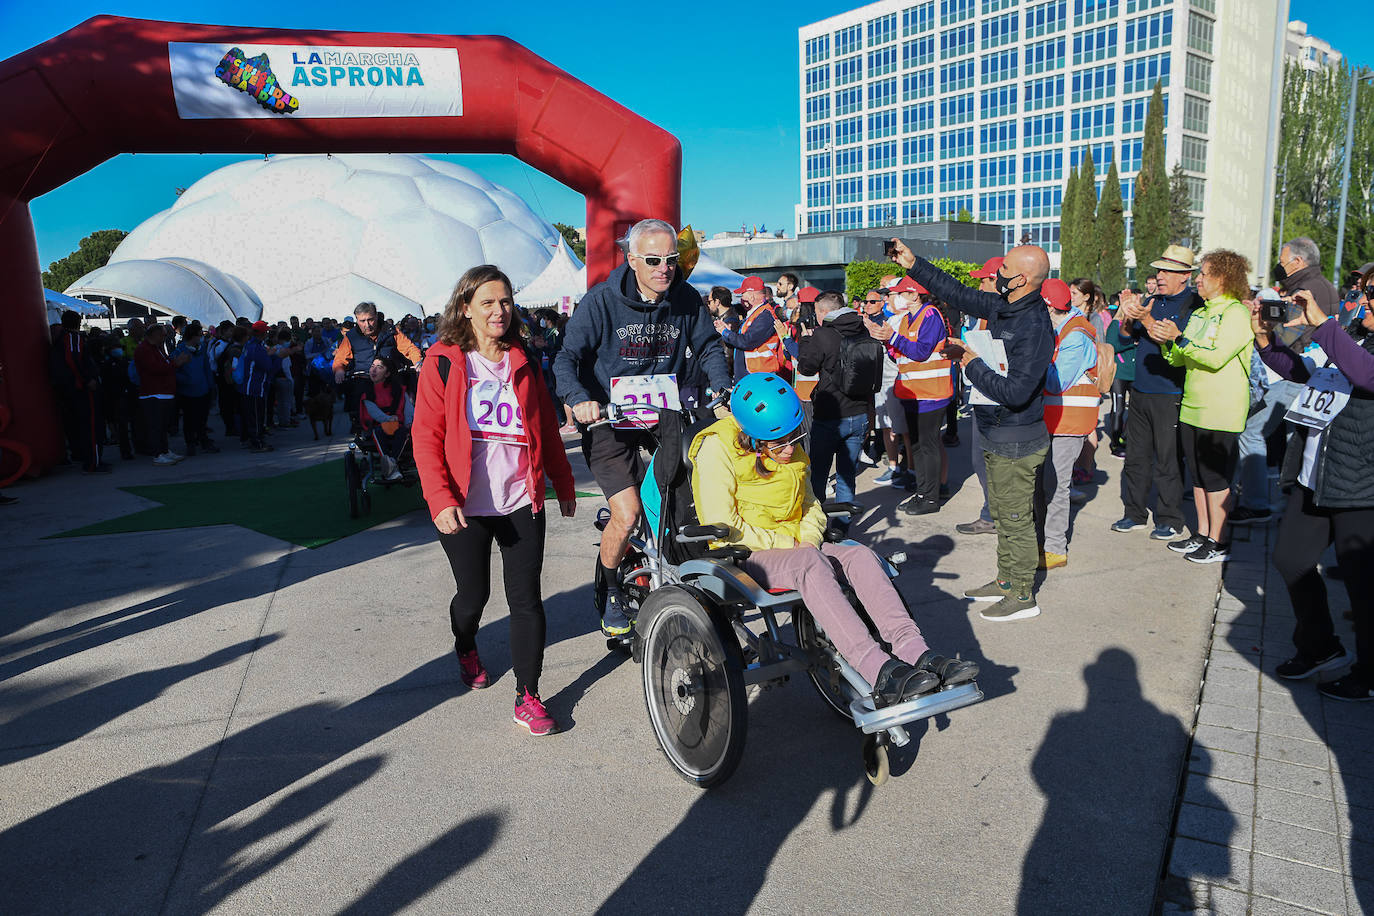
top-left (900, 496), bottom-right (940, 516)
top-left (1318, 675), bottom-right (1374, 702)
top-left (1229, 506), bottom-right (1272, 526)
top-left (914, 651), bottom-right (979, 687)
top-left (1186, 538), bottom-right (1229, 564)
top-left (1276, 645), bottom-right (1351, 680)
top-left (1168, 534), bottom-right (1206, 554)
top-left (872, 658), bottom-right (939, 706)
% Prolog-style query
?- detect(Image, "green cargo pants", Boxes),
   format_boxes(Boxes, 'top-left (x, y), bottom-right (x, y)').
top-left (985, 445), bottom-right (1049, 594)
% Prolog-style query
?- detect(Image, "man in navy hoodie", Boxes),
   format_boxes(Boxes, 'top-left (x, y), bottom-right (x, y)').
top-left (555, 218), bottom-right (730, 637)
top-left (890, 239), bottom-right (1054, 622)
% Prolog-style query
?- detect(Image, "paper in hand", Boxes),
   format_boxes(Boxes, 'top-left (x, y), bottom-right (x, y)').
top-left (963, 329), bottom-right (1009, 407)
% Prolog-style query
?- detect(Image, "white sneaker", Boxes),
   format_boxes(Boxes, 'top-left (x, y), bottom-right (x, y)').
top-left (165, 451), bottom-right (185, 463)
top-left (153, 453), bottom-right (178, 466)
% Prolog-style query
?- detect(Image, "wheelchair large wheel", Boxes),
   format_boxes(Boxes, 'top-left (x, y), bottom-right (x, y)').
top-left (793, 607), bottom-right (855, 722)
top-left (639, 586), bottom-right (747, 789)
top-left (344, 452), bottom-right (360, 519)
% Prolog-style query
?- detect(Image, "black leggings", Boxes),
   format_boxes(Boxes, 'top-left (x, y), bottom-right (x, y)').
top-left (1108, 378), bottom-right (1130, 445)
top-left (1273, 487), bottom-right (1374, 680)
top-left (902, 403), bottom-right (945, 502)
top-left (437, 505), bottom-right (548, 695)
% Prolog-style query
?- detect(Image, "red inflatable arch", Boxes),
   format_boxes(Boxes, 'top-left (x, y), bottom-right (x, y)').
top-left (0, 16), bottom-right (681, 483)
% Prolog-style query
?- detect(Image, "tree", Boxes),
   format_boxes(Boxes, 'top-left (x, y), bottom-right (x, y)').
top-left (1133, 81), bottom-right (1170, 270)
top-left (929, 257), bottom-right (981, 289)
top-left (41, 229), bottom-right (128, 292)
top-left (1073, 148), bottom-right (1100, 282)
top-left (1097, 155), bottom-right (1127, 296)
top-left (552, 221), bottom-right (586, 261)
top-left (1167, 162), bottom-right (1196, 247)
top-left (1059, 156), bottom-right (1081, 279)
top-left (956, 207), bottom-right (973, 222)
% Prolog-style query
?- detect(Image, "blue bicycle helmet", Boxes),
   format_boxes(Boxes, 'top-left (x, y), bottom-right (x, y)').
top-left (731, 373), bottom-right (804, 441)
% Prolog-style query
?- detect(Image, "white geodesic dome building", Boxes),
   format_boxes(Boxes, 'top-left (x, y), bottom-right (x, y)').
top-left (74, 153), bottom-right (584, 324)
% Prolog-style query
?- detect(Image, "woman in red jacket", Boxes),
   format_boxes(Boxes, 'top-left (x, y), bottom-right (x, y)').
top-left (414, 265), bottom-right (577, 736)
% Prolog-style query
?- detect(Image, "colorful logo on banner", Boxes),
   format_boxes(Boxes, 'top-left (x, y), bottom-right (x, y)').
top-left (215, 48), bottom-right (300, 115)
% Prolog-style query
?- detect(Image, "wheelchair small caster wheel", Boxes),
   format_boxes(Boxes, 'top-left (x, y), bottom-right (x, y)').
top-left (863, 734), bottom-right (890, 787)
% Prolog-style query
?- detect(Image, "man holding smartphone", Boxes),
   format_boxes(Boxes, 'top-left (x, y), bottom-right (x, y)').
top-left (1109, 245), bottom-right (1201, 541)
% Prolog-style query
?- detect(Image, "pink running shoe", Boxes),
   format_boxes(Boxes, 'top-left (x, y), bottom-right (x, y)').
top-left (458, 649), bottom-right (490, 689)
top-left (513, 690), bottom-right (557, 736)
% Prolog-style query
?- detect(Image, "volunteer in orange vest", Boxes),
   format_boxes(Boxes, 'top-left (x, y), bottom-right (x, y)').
top-left (867, 276), bottom-right (952, 516)
top-left (955, 256), bottom-right (1004, 537)
top-left (718, 276), bottom-right (789, 382)
top-left (1038, 278), bottom-right (1100, 570)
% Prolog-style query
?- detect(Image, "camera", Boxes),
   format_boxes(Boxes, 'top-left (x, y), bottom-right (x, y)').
top-left (1260, 296), bottom-right (1302, 325)
top-left (883, 239), bottom-right (897, 259)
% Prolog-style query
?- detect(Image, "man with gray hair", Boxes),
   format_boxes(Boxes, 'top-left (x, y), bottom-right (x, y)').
top-left (1275, 237), bottom-right (1339, 317)
top-left (555, 218), bottom-right (731, 639)
top-left (333, 300), bottom-right (420, 430)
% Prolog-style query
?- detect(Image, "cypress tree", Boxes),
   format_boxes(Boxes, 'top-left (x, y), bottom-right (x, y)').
top-left (1059, 155), bottom-right (1081, 278)
top-left (1074, 147), bottom-right (1100, 282)
top-left (1134, 81), bottom-right (1170, 271)
top-left (1097, 154), bottom-right (1127, 296)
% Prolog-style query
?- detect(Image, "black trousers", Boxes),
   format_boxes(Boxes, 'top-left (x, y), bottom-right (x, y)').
top-left (217, 380), bottom-right (238, 436)
top-left (178, 393), bottom-right (212, 450)
top-left (61, 389), bottom-right (104, 470)
top-left (1273, 487), bottom-right (1374, 681)
top-left (140, 397), bottom-right (172, 456)
top-left (903, 403), bottom-right (945, 502)
top-left (1108, 378), bottom-right (1131, 446)
top-left (240, 393), bottom-right (266, 447)
top-left (437, 505), bottom-right (548, 695)
top-left (1120, 391), bottom-right (1184, 529)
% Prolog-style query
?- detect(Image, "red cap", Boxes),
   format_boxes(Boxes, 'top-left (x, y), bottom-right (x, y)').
top-left (251, 320), bottom-right (269, 332)
top-left (733, 276), bottom-right (764, 294)
top-left (969, 257), bottom-right (1005, 279)
top-left (1042, 278), bottom-right (1072, 310)
top-left (890, 276), bottom-right (927, 295)
top-left (796, 286), bottom-right (820, 303)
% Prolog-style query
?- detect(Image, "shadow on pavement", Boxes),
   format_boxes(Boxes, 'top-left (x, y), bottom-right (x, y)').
top-left (1019, 648), bottom-right (1226, 914)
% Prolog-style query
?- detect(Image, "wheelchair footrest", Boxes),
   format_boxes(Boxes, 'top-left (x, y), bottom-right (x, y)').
top-left (848, 681), bottom-right (983, 735)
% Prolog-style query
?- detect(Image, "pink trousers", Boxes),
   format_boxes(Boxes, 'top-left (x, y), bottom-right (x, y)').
top-left (740, 542), bottom-right (928, 685)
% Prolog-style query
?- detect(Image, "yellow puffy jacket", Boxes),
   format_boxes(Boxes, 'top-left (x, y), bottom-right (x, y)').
top-left (688, 415), bottom-right (827, 551)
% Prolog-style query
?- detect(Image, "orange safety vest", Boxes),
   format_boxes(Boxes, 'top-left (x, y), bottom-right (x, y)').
top-left (741, 302), bottom-right (788, 376)
top-left (1043, 313), bottom-right (1100, 436)
top-left (893, 304), bottom-right (953, 401)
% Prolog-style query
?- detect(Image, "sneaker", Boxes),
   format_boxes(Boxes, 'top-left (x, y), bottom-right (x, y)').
top-left (980, 590), bottom-right (1040, 621)
top-left (900, 496), bottom-right (939, 516)
top-left (857, 451), bottom-right (877, 467)
top-left (1111, 517), bottom-right (1148, 533)
top-left (1038, 551), bottom-right (1068, 570)
top-left (1109, 445), bottom-right (1126, 459)
top-left (457, 649), bottom-right (490, 689)
top-left (874, 465), bottom-right (899, 483)
top-left (164, 451), bottom-right (185, 463)
top-left (1229, 506), bottom-right (1273, 526)
top-left (964, 579), bottom-right (1012, 602)
top-left (1318, 675), bottom-right (1374, 702)
top-left (956, 518), bottom-right (996, 536)
top-left (1186, 538), bottom-right (1230, 564)
top-left (914, 651), bottom-right (979, 687)
top-left (513, 690), bottom-right (558, 735)
top-left (1276, 645), bottom-right (1352, 680)
top-left (153, 453), bottom-right (179, 466)
top-left (1150, 525), bottom-right (1185, 541)
top-left (600, 592), bottom-right (633, 637)
top-left (1168, 534), bottom-right (1206, 554)
top-left (872, 658), bottom-right (939, 706)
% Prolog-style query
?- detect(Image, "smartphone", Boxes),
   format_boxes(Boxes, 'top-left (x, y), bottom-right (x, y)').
top-left (883, 239), bottom-right (897, 259)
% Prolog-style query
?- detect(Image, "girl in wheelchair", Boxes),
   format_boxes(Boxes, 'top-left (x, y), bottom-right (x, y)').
top-left (689, 372), bottom-right (977, 706)
top-left (360, 355), bottom-right (414, 481)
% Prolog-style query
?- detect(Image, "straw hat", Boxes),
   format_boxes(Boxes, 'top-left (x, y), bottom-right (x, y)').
top-left (1149, 245), bottom-right (1197, 272)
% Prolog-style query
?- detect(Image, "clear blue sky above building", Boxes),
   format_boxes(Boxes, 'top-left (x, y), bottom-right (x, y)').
top-left (2, 1), bottom-right (1366, 268)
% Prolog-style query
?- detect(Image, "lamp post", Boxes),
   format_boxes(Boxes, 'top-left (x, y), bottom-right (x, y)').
top-left (1333, 66), bottom-right (1371, 284)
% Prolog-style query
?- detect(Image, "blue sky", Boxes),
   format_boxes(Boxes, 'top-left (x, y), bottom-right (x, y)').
top-left (3, 1), bottom-right (1366, 269)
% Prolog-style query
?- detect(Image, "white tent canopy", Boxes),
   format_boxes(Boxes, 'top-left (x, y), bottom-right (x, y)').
top-left (514, 236), bottom-right (585, 311)
top-left (65, 257), bottom-right (264, 327)
top-left (44, 288), bottom-right (109, 324)
top-left (684, 253), bottom-right (748, 298)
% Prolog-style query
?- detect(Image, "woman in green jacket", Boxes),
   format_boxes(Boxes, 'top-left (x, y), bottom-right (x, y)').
top-left (1148, 249), bottom-right (1256, 564)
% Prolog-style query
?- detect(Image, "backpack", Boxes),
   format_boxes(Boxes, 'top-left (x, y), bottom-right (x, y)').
top-left (1093, 340), bottom-right (1116, 395)
top-left (232, 353), bottom-right (247, 387)
top-left (836, 329), bottom-right (884, 399)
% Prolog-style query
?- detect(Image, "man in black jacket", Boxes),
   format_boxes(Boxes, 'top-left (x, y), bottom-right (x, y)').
top-left (890, 239), bottom-right (1054, 621)
top-left (798, 290), bottom-right (880, 518)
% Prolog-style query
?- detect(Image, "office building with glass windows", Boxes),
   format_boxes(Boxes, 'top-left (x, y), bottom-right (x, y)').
top-left (797, 0), bottom-right (1288, 278)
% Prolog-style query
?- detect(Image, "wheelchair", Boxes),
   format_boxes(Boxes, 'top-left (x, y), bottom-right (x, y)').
top-left (343, 422), bottom-right (416, 518)
top-left (591, 398), bottom-right (983, 789)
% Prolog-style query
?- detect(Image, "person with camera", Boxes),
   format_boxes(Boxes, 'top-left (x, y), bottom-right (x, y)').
top-left (1147, 250), bottom-right (1256, 564)
top-left (888, 238), bottom-right (1054, 622)
top-left (1252, 279), bottom-right (1374, 700)
top-left (1274, 237), bottom-right (1340, 318)
top-left (1109, 245), bottom-right (1203, 540)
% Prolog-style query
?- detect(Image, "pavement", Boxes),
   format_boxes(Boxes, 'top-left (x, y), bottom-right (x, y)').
top-left (1160, 503), bottom-right (1374, 916)
top-left (0, 411), bottom-right (1288, 915)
